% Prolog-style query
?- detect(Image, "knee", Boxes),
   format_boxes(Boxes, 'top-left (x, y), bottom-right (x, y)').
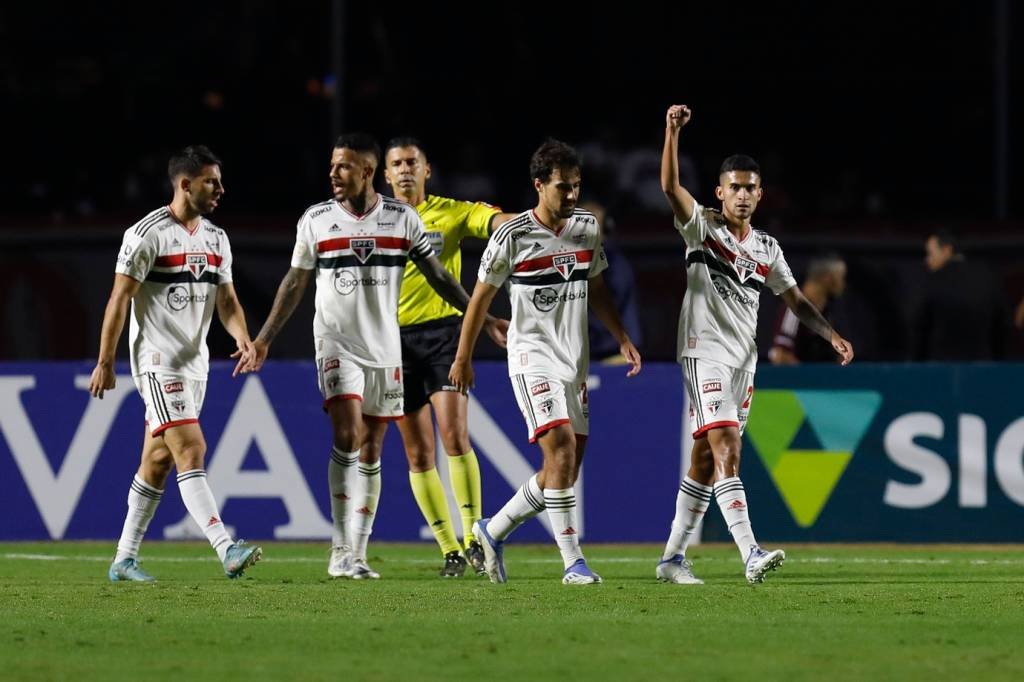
top-left (405, 441), bottom-right (435, 472)
top-left (333, 427), bottom-right (360, 453)
top-left (438, 424), bottom-right (469, 456)
top-left (690, 450), bottom-right (715, 481)
top-left (177, 442), bottom-right (206, 471)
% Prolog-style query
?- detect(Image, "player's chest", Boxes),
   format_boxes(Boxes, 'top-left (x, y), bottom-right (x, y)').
top-left (155, 229), bottom-right (224, 280)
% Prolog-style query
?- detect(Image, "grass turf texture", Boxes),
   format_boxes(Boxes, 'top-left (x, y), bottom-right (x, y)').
top-left (2, 542), bottom-right (1023, 681)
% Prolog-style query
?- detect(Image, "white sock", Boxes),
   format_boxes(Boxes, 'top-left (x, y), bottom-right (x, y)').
top-left (114, 475), bottom-right (163, 563)
top-left (714, 476), bottom-right (757, 561)
top-left (662, 476), bottom-right (712, 560)
top-left (177, 469), bottom-right (233, 562)
top-left (486, 473), bottom-right (545, 541)
top-left (350, 461), bottom-right (381, 559)
top-left (329, 447), bottom-right (359, 549)
top-left (544, 487), bottom-right (584, 569)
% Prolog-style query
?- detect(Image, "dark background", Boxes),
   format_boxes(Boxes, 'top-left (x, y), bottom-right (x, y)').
top-left (1, 1), bottom-right (1021, 361)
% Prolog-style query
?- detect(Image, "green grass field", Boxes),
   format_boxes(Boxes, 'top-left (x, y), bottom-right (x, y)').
top-left (2, 542), bottom-right (1023, 681)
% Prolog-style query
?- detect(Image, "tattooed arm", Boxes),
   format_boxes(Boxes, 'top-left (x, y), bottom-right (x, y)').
top-left (242, 266), bottom-right (314, 372)
top-left (780, 286), bottom-right (854, 365)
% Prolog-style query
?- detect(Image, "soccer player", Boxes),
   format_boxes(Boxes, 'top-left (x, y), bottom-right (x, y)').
top-left (449, 139), bottom-right (642, 585)
top-left (656, 105), bottom-right (854, 585)
top-left (383, 137), bottom-right (517, 577)
top-left (244, 133), bottom-right (500, 580)
top-left (90, 145), bottom-right (262, 582)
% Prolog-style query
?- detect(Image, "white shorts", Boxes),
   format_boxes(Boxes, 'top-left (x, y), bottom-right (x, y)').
top-left (134, 373), bottom-right (207, 437)
top-left (681, 358), bottom-right (754, 438)
top-left (510, 374), bottom-right (589, 443)
top-left (317, 355), bottom-right (404, 422)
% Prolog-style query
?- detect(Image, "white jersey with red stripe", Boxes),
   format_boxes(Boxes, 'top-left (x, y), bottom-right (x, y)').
top-left (291, 195), bottom-right (433, 367)
top-left (478, 208), bottom-right (608, 383)
top-left (114, 206), bottom-right (233, 380)
top-left (676, 203), bottom-right (797, 372)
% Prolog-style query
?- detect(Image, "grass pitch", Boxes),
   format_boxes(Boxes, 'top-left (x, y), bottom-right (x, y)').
top-left (2, 542), bottom-right (1022, 681)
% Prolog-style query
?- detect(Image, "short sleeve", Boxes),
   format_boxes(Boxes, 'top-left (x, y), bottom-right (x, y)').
top-left (217, 233), bottom-right (234, 283)
top-left (765, 243), bottom-right (797, 295)
top-left (406, 210), bottom-right (433, 262)
top-left (290, 212), bottom-right (318, 270)
top-left (477, 231), bottom-right (514, 287)
top-left (673, 203), bottom-right (710, 248)
top-left (463, 201), bottom-right (501, 240)
top-left (115, 229), bottom-right (157, 283)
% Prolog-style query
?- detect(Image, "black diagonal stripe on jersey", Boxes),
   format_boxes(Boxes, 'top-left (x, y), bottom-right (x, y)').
top-left (145, 271), bottom-right (222, 285)
top-left (134, 209), bottom-right (169, 237)
top-left (686, 251), bottom-right (763, 293)
top-left (494, 215), bottom-right (533, 244)
top-left (509, 268), bottom-right (590, 286)
top-left (316, 254), bottom-right (409, 269)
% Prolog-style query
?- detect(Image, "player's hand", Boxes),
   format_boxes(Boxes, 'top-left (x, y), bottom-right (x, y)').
top-left (831, 332), bottom-right (855, 366)
top-left (483, 317), bottom-right (510, 348)
top-left (239, 338), bottom-right (270, 374)
top-left (448, 357), bottom-right (475, 394)
top-left (89, 362), bottom-right (116, 399)
top-left (620, 339), bottom-right (642, 377)
top-left (666, 105), bottom-right (692, 131)
top-left (231, 338), bottom-right (257, 377)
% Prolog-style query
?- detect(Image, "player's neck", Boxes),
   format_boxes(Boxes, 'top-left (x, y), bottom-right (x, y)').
top-left (721, 209), bottom-right (752, 241)
top-left (343, 188), bottom-right (378, 216)
top-left (534, 204), bottom-right (567, 232)
top-left (168, 196), bottom-right (202, 232)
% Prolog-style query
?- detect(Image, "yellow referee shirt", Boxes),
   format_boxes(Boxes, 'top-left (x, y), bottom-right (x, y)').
top-left (398, 194), bottom-right (499, 327)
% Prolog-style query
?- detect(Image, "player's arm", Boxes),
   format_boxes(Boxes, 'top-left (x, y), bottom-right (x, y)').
top-left (780, 286), bottom-right (854, 365)
top-left (588, 273), bottom-right (641, 377)
top-left (89, 274), bottom-right (141, 398)
top-left (487, 212), bottom-right (520, 234)
top-left (415, 254), bottom-right (509, 347)
top-left (245, 267), bottom-right (314, 372)
top-left (661, 104), bottom-right (697, 224)
top-left (448, 280), bottom-right (501, 393)
top-left (215, 283), bottom-right (255, 377)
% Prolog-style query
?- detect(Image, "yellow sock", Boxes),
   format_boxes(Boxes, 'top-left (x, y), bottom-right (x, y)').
top-left (447, 449), bottom-right (482, 546)
top-left (409, 468), bottom-right (461, 556)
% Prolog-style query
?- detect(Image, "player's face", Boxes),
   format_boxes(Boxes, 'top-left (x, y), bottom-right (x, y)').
top-left (715, 171), bottom-right (762, 220)
top-left (924, 236), bottom-right (952, 272)
top-left (330, 147), bottom-right (375, 201)
top-left (384, 146), bottom-right (430, 198)
top-left (535, 167), bottom-right (581, 219)
top-left (184, 164), bottom-right (224, 215)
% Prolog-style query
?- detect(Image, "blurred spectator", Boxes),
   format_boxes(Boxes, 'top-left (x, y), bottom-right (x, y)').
top-left (912, 231), bottom-right (1009, 361)
top-left (1015, 298), bottom-right (1024, 331)
top-left (769, 253), bottom-right (847, 364)
top-left (584, 200), bottom-right (643, 363)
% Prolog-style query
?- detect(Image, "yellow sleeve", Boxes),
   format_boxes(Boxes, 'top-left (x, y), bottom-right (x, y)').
top-left (462, 201), bottom-right (500, 240)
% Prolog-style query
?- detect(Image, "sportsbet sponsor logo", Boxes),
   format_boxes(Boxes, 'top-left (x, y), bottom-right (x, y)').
top-left (745, 390), bottom-right (882, 527)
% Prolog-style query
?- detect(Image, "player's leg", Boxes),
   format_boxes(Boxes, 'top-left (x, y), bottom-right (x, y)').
top-left (657, 438), bottom-right (712, 584)
top-left (431, 387), bottom-right (485, 572)
top-left (321, 355), bottom-right (366, 577)
top-left (161, 421), bottom-right (260, 578)
top-left (546, 381), bottom-right (599, 585)
top-left (347, 364), bottom-right (403, 579)
top-left (109, 425), bottom-right (173, 582)
top-left (396, 366), bottom-right (464, 575)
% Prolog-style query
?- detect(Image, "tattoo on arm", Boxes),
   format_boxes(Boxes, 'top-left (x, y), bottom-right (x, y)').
top-left (791, 295), bottom-right (833, 341)
top-left (257, 268), bottom-right (310, 343)
top-left (420, 259), bottom-right (470, 312)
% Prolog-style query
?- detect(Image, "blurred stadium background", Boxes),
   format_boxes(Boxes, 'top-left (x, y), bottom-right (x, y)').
top-left (1, 2), bottom-right (1023, 679)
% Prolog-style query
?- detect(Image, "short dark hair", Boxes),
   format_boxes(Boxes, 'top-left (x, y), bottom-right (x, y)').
top-left (930, 229), bottom-right (959, 252)
top-left (167, 145), bottom-right (221, 183)
top-left (385, 136), bottom-right (426, 159)
top-left (335, 132), bottom-right (381, 164)
top-left (807, 252), bottom-right (845, 280)
top-left (530, 138), bottom-right (582, 183)
top-left (719, 154), bottom-right (761, 177)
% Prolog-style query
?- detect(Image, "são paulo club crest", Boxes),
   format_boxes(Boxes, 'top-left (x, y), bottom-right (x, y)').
top-left (352, 238), bottom-right (376, 263)
top-left (734, 255), bottom-right (758, 282)
top-left (553, 253), bottom-right (577, 280)
top-left (186, 254), bottom-right (209, 279)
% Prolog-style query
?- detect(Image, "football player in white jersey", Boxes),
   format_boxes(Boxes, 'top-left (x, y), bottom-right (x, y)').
top-left (243, 133), bottom-right (503, 580)
top-left (450, 139), bottom-right (642, 585)
top-left (89, 146), bottom-right (262, 582)
top-left (656, 105), bottom-right (854, 585)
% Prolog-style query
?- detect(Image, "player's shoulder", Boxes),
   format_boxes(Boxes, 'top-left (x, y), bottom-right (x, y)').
top-left (490, 210), bottom-right (534, 245)
top-left (750, 227), bottom-right (782, 251)
top-left (300, 199), bottom-right (336, 223)
top-left (380, 195), bottom-right (414, 216)
top-left (125, 206), bottom-right (173, 240)
top-left (571, 208), bottom-right (599, 230)
top-left (700, 206), bottom-right (730, 229)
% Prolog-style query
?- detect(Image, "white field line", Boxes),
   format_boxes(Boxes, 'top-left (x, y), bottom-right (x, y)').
top-left (3, 553), bottom-right (1024, 566)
